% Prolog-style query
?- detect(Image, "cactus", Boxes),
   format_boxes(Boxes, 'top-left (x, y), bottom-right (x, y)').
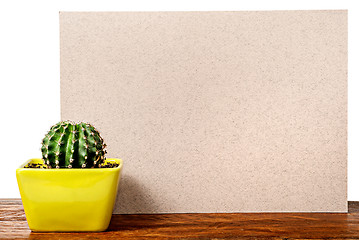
top-left (41, 121), bottom-right (107, 169)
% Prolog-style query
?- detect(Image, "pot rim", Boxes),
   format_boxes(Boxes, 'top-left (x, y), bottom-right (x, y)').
top-left (17, 158), bottom-right (123, 171)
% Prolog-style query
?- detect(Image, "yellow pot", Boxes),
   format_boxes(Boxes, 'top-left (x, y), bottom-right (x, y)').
top-left (16, 158), bottom-right (123, 232)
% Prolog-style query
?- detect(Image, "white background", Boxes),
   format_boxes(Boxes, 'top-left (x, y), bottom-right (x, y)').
top-left (0, 0), bottom-right (358, 200)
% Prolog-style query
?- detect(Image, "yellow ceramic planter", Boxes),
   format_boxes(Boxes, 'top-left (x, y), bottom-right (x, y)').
top-left (16, 158), bottom-right (123, 232)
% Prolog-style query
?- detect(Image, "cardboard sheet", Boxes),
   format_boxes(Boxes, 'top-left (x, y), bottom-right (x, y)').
top-left (60, 11), bottom-right (348, 213)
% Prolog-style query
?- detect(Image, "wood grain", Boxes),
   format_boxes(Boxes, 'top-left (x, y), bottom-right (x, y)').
top-left (1, 199), bottom-right (359, 239)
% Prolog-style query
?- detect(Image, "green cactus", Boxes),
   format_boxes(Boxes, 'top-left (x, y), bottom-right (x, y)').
top-left (41, 121), bottom-right (107, 169)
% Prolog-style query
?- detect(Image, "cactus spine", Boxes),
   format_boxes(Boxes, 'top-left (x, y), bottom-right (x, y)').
top-left (41, 121), bottom-right (107, 168)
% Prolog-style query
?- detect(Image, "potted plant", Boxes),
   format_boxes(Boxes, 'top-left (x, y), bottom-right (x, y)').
top-left (16, 121), bottom-right (123, 232)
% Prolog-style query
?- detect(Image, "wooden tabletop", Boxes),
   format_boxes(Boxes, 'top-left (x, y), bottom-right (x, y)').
top-left (1, 199), bottom-right (359, 239)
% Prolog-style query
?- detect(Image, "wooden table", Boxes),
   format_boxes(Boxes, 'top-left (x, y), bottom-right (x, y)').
top-left (1, 199), bottom-right (359, 239)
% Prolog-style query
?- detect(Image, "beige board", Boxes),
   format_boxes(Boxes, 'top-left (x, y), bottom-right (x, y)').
top-left (60, 11), bottom-right (348, 213)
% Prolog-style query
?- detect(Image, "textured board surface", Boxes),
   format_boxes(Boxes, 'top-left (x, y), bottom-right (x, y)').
top-left (60, 11), bottom-right (347, 213)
